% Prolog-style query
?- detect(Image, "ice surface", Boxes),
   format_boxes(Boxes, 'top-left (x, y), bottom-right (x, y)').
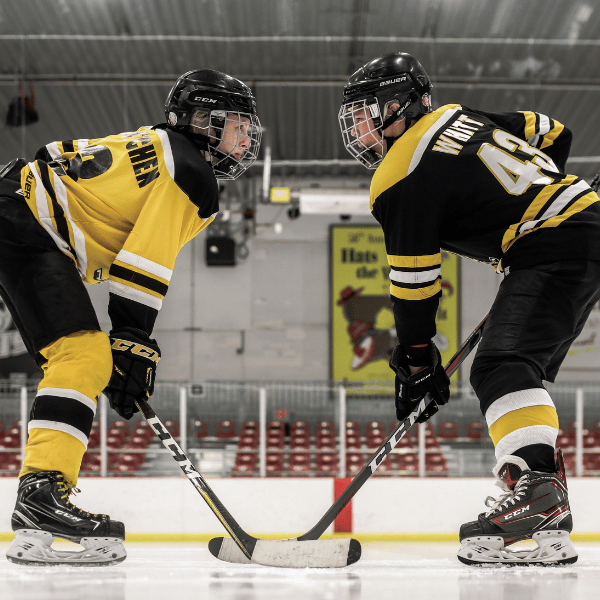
top-left (1, 540), bottom-right (599, 600)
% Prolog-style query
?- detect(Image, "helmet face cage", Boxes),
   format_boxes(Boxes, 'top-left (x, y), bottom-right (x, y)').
top-left (200, 109), bottom-right (262, 180)
top-left (338, 99), bottom-right (385, 169)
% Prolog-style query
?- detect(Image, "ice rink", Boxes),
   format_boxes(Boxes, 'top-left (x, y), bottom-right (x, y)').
top-left (2, 540), bottom-right (600, 600)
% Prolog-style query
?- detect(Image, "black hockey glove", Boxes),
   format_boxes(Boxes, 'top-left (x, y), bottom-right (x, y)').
top-left (389, 342), bottom-right (450, 424)
top-left (104, 327), bottom-right (161, 420)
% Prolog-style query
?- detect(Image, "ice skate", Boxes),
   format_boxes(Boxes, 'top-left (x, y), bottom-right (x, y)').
top-left (6, 471), bottom-right (126, 566)
top-left (457, 450), bottom-right (577, 566)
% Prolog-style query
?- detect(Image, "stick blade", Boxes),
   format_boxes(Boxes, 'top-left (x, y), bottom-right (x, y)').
top-left (208, 536), bottom-right (252, 564)
top-left (208, 536), bottom-right (361, 568)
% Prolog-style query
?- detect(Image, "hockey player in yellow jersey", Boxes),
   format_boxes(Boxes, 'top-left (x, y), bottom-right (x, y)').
top-left (339, 52), bottom-right (600, 566)
top-left (1, 69), bottom-right (261, 565)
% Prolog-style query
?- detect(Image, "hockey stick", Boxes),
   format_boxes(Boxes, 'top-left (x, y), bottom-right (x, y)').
top-left (209, 311), bottom-right (488, 564)
top-left (134, 396), bottom-right (360, 568)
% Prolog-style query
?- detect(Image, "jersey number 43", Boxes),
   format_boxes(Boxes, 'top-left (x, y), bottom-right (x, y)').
top-left (477, 130), bottom-right (559, 195)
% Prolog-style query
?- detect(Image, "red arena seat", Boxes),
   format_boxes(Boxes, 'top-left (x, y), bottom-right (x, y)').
top-left (365, 421), bottom-right (385, 436)
top-left (163, 420), bottom-right (180, 438)
top-left (316, 436), bottom-right (336, 450)
top-left (397, 454), bottom-right (418, 473)
top-left (266, 454), bottom-right (285, 476)
top-left (240, 421), bottom-right (258, 435)
top-left (266, 435), bottom-right (285, 450)
top-left (289, 434), bottom-right (310, 450)
top-left (238, 435), bottom-right (259, 450)
top-left (315, 453), bottom-right (338, 476)
top-left (232, 453), bottom-right (257, 475)
top-left (291, 421), bottom-right (310, 435)
top-left (216, 420), bottom-right (236, 439)
top-left (345, 435), bottom-right (362, 450)
top-left (426, 453), bottom-right (448, 476)
top-left (438, 422), bottom-right (459, 440)
top-left (466, 422), bottom-right (486, 440)
top-left (288, 453), bottom-right (312, 475)
top-left (193, 420), bottom-right (208, 439)
top-left (346, 421), bottom-right (361, 436)
top-left (346, 453), bottom-right (366, 474)
top-left (366, 435), bottom-right (386, 449)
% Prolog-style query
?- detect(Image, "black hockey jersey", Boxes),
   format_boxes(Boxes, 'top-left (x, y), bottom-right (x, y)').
top-left (370, 104), bottom-right (600, 347)
top-left (21, 125), bottom-right (219, 334)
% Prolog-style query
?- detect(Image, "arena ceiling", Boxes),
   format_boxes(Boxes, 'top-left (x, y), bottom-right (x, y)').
top-left (1, 0), bottom-right (600, 183)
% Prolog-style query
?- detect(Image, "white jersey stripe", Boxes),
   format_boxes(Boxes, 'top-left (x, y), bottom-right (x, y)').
top-left (37, 387), bottom-right (97, 415)
top-left (408, 107), bottom-right (462, 176)
top-left (389, 267), bottom-right (441, 285)
top-left (519, 180), bottom-right (590, 234)
top-left (537, 113), bottom-right (551, 136)
top-left (28, 420), bottom-right (89, 448)
top-left (155, 128), bottom-right (175, 180)
top-left (115, 249), bottom-right (173, 282)
top-left (45, 142), bottom-right (62, 160)
top-left (28, 163), bottom-right (74, 259)
top-left (52, 171), bottom-right (88, 279)
top-left (108, 280), bottom-right (163, 310)
top-left (494, 425), bottom-right (558, 460)
top-left (485, 388), bottom-right (555, 427)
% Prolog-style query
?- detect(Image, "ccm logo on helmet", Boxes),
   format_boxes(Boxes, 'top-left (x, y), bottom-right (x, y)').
top-left (380, 76), bottom-right (408, 87)
top-left (190, 93), bottom-right (218, 103)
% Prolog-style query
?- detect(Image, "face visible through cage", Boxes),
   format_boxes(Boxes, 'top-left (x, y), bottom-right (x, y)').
top-left (190, 109), bottom-right (262, 179)
top-left (339, 100), bottom-right (385, 169)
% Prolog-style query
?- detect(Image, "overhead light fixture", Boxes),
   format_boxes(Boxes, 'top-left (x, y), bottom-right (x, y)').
top-left (298, 189), bottom-right (371, 215)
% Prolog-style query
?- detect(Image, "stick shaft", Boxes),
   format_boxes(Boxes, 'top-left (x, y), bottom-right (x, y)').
top-left (134, 397), bottom-right (256, 559)
top-left (298, 313), bottom-right (488, 541)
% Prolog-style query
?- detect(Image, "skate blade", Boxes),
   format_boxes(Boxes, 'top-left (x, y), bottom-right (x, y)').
top-left (457, 530), bottom-right (578, 567)
top-left (6, 530), bottom-right (127, 567)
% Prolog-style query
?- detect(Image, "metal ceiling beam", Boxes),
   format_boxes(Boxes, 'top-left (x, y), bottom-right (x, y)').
top-left (2, 35), bottom-right (600, 46)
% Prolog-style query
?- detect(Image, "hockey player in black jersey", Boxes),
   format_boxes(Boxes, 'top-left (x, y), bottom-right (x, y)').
top-left (339, 52), bottom-right (600, 565)
top-left (0, 69), bottom-right (261, 565)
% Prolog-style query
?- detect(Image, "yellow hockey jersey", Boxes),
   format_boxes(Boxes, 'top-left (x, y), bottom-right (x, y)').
top-left (20, 125), bottom-right (218, 334)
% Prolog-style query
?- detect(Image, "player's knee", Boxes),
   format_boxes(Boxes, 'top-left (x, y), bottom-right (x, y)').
top-left (40, 330), bottom-right (113, 401)
top-left (470, 356), bottom-right (543, 408)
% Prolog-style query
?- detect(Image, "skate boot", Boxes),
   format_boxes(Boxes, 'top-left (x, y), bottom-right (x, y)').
top-left (457, 449), bottom-right (577, 566)
top-left (6, 471), bottom-right (126, 566)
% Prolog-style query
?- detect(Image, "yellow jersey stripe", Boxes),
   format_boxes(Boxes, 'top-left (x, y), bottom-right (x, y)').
top-left (370, 105), bottom-right (462, 209)
top-left (388, 253), bottom-right (441, 268)
top-left (540, 120), bottom-right (565, 150)
top-left (489, 405), bottom-right (558, 446)
top-left (390, 279), bottom-right (441, 301)
top-left (521, 111), bottom-right (538, 140)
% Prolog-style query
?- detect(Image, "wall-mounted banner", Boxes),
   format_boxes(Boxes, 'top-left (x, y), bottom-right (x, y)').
top-left (330, 225), bottom-right (459, 388)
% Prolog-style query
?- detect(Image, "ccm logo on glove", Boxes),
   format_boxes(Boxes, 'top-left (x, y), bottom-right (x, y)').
top-left (111, 338), bottom-right (161, 363)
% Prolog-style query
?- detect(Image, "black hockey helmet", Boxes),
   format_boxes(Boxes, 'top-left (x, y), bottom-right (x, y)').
top-left (165, 69), bottom-right (262, 180)
top-left (339, 52), bottom-right (433, 168)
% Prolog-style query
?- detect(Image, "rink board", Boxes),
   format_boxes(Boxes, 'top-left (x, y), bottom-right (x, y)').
top-left (1, 477), bottom-right (599, 539)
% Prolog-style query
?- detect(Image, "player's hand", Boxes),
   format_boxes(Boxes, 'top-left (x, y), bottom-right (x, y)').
top-left (104, 327), bottom-right (161, 420)
top-left (389, 342), bottom-right (450, 424)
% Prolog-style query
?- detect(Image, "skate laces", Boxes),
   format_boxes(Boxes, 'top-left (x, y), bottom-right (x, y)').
top-left (55, 474), bottom-right (101, 518)
top-left (484, 474), bottom-right (529, 517)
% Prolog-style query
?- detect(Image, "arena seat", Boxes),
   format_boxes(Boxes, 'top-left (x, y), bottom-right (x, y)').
top-left (315, 453), bottom-right (338, 476)
top-left (345, 435), bottom-right (362, 450)
top-left (265, 454), bottom-right (285, 476)
top-left (365, 421), bottom-right (385, 436)
top-left (240, 421), bottom-right (258, 436)
top-left (111, 420), bottom-right (130, 435)
top-left (466, 422), bottom-right (485, 440)
top-left (289, 435), bottom-right (310, 450)
top-left (438, 422), bottom-right (459, 440)
top-left (0, 434), bottom-right (20, 449)
top-left (290, 421), bottom-right (310, 436)
top-left (266, 435), bottom-right (285, 451)
top-left (288, 453), bottom-right (311, 475)
top-left (163, 420), bottom-right (180, 438)
top-left (238, 435), bottom-right (259, 450)
top-left (232, 453), bottom-right (257, 475)
top-left (316, 421), bottom-right (335, 436)
top-left (346, 421), bottom-right (361, 436)
top-left (267, 421), bottom-right (285, 436)
top-left (426, 453), bottom-right (448, 476)
top-left (366, 435), bottom-right (385, 449)
top-left (216, 420), bottom-right (236, 439)
top-left (397, 454), bottom-right (418, 473)
top-left (193, 420), bottom-right (208, 439)
top-left (346, 452), bottom-right (366, 474)
top-left (315, 435), bottom-right (336, 450)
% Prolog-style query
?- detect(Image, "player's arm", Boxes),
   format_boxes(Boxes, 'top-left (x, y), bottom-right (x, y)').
top-left (105, 178), bottom-right (217, 418)
top-left (34, 138), bottom-right (93, 162)
top-left (470, 108), bottom-right (572, 171)
top-left (371, 182), bottom-right (449, 423)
